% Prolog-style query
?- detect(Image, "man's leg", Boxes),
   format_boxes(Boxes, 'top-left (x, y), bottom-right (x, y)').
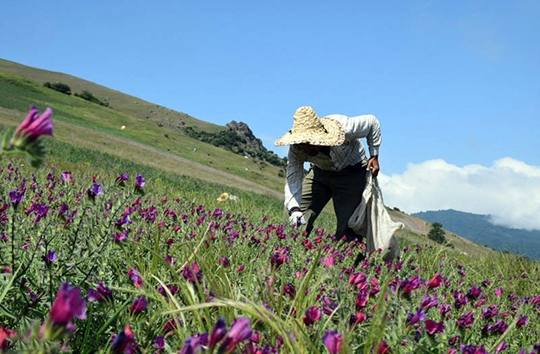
top-left (331, 168), bottom-right (367, 243)
top-left (300, 168), bottom-right (332, 237)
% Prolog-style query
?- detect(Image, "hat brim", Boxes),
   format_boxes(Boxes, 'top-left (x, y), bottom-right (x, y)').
top-left (274, 118), bottom-right (345, 146)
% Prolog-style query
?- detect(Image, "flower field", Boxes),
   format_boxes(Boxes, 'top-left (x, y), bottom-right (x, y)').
top-left (0, 157), bottom-right (539, 354)
top-left (1, 106), bottom-right (540, 353)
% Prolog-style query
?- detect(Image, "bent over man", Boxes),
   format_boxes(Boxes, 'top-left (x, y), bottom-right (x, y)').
top-left (274, 106), bottom-right (382, 243)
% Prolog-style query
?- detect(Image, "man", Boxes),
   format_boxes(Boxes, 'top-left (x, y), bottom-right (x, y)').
top-left (274, 106), bottom-right (381, 243)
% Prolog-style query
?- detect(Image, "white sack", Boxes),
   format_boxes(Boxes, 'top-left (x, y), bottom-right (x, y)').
top-left (348, 172), bottom-right (403, 261)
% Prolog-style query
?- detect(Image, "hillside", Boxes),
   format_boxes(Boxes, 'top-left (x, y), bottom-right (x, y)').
top-left (413, 209), bottom-right (540, 260)
top-left (0, 58), bottom-right (500, 259)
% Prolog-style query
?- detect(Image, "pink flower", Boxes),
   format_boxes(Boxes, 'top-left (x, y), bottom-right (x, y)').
top-left (0, 327), bottom-right (17, 351)
top-left (49, 283), bottom-right (87, 331)
top-left (15, 105), bottom-right (53, 142)
top-left (322, 330), bottom-right (342, 354)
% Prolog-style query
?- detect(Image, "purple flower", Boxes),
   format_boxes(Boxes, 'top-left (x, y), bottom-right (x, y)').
top-left (516, 315), bottom-right (529, 327)
top-left (111, 324), bottom-right (139, 354)
top-left (116, 172), bottom-right (129, 185)
top-left (8, 189), bottom-right (24, 206)
top-left (209, 317), bottom-right (227, 348)
top-left (494, 340), bottom-right (507, 353)
top-left (218, 317), bottom-right (252, 354)
top-left (88, 281), bottom-right (113, 302)
top-left (127, 268), bottom-right (144, 288)
top-left (322, 330), bottom-right (342, 354)
top-left (220, 256), bottom-right (231, 267)
top-left (425, 319), bottom-right (445, 335)
top-left (87, 183), bottom-right (103, 200)
top-left (180, 333), bottom-right (209, 354)
top-left (43, 250), bottom-right (57, 264)
top-left (49, 282), bottom-right (87, 330)
top-left (481, 305), bottom-right (499, 320)
top-left (135, 174), bottom-right (146, 190)
top-left (114, 229), bottom-right (128, 242)
top-left (406, 308), bottom-right (426, 325)
top-left (303, 306), bottom-right (321, 326)
top-left (420, 294), bottom-right (438, 310)
top-left (153, 336), bottom-right (165, 350)
top-left (456, 311), bottom-right (474, 329)
top-left (61, 171), bottom-right (72, 182)
top-left (130, 295), bottom-right (148, 315)
top-left (15, 105), bottom-right (53, 142)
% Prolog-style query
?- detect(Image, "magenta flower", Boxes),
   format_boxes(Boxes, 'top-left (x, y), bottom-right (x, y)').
top-left (130, 295), bottom-right (148, 315)
top-left (303, 306), bottom-right (321, 326)
top-left (425, 319), bottom-right (445, 335)
top-left (15, 105), bottom-right (53, 142)
top-left (153, 336), bottom-right (165, 350)
top-left (322, 330), bottom-right (342, 354)
top-left (49, 282), bottom-right (87, 331)
top-left (218, 317), bottom-right (253, 354)
top-left (495, 287), bottom-right (503, 297)
top-left (427, 273), bottom-right (442, 288)
top-left (0, 327), bottom-right (16, 351)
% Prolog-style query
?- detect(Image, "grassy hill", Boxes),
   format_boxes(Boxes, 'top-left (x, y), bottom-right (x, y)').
top-left (0, 58), bottom-right (496, 259)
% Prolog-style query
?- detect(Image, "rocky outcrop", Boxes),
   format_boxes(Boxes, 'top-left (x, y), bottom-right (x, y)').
top-left (226, 121), bottom-right (264, 150)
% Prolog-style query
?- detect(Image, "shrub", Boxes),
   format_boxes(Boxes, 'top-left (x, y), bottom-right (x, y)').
top-left (43, 82), bottom-right (72, 95)
top-left (74, 90), bottom-right (109, 107)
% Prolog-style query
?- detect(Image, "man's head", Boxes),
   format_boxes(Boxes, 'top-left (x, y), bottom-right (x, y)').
top-left (298, 143), bottom-right (322, 156)
top-left (274, 106), bottom-right (345, 147)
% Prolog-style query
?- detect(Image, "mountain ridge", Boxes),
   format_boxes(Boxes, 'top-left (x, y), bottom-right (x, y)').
top-left (412, 209), bottom-right (540, 260)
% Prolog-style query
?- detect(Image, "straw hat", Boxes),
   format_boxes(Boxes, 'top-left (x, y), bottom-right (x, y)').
top-left (274, 106), bottom-right (345, 146)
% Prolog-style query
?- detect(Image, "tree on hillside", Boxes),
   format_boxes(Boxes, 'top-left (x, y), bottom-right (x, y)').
top-left (43, 81), bottom-right (72, 95)
top-left (428, 222), bottom-right (447, 244)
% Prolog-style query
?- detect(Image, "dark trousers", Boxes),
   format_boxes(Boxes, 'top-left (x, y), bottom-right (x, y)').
top-left (300, 163), bottom-right (367, 242)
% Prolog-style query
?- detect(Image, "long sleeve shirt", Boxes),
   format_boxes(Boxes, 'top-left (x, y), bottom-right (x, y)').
top-left (284, 114), bottom-right (381, 211)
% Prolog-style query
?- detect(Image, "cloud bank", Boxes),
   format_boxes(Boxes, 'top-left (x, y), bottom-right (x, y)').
top-left (378, 158), bottom-right (540, 231)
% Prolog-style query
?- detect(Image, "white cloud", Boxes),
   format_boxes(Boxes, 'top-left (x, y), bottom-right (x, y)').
top-left (378, 158), bottom-right (540, 230)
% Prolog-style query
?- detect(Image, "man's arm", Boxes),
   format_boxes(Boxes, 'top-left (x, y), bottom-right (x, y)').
top-left (284, 146), bottom-right (305, 211)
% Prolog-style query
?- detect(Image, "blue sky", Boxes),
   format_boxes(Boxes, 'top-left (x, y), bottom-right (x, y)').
top-left (2, 1), bottom-right (540, 229)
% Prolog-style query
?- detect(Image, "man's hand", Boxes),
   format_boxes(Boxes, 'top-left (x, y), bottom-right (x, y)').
top-left (289, 211), bottom-right (306, 227)
top-left (367, 156), bottom-right (380, 177)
